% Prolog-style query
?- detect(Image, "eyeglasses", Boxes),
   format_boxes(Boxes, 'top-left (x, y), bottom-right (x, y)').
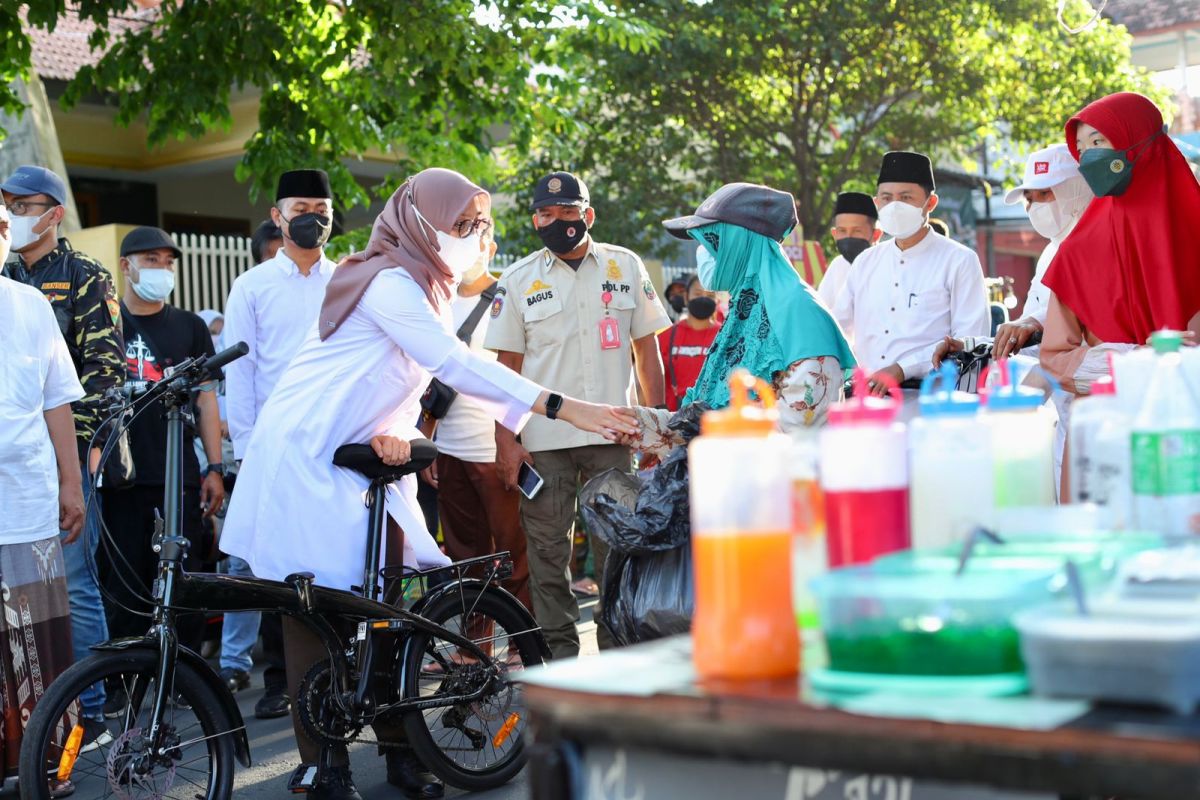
top-left (453, 217), bottom-right (494, 238)
top-left (7, 200), bottom-right (57, 216)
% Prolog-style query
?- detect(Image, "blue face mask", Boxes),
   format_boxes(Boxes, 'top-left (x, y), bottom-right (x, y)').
top-left (132, 266), bottom-right (176, 302)
top-left (696, 245), bottom-right (717, 290)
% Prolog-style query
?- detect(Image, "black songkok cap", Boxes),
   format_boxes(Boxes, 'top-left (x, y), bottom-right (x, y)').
top-left (877, 151), bottom-right (935, 190)
top-left (833, 191), bottom-right (877, 221)
top-left (275, 169), bottom-right (332, 202)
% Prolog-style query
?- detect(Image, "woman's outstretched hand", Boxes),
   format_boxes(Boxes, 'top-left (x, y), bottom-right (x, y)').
top-left (557, 398), bottom-right (640, 442)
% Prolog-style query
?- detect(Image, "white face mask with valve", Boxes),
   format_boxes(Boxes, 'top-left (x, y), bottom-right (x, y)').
top-left (876, 201), bottom-right (927, 239)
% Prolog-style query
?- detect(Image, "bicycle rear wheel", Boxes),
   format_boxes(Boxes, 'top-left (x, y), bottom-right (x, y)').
top-left (19, 650), bottom-right (236, 800)
top-left (400, 586), bottom-right (546, 791)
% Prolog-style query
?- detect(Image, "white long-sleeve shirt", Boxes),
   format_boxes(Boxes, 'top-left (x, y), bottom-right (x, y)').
top-left (833, 229), bottom-right (990, 381)
top-left (222, 251), bottom-right (335, 458)
top-left (220, 268), bottom-right (542, 590)
top-left (816, 254), bottom-right (851, 309)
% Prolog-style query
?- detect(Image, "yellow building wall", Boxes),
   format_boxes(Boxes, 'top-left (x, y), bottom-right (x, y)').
top-left (71, 224), bottom-right (137, 294)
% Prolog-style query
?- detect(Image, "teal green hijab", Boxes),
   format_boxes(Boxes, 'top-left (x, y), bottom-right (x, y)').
top-left (683, 222), bottom-right (856, 409)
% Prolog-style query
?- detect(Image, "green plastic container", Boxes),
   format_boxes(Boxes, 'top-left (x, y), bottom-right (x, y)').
top-left (812, 558), bottom-right (1063, 676)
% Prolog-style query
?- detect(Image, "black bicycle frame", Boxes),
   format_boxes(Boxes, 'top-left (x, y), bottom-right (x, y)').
top-left (128, 356), bottom-right (517, 760)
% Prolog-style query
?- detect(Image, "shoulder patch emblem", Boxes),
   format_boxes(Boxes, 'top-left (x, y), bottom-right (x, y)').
top-left (107, 297), bottom-right (121, 326)
top-left (525, 279), bottom-right (552, 296)
top-left (642, 279), bottom-right (656, 300)
top-left (490, 294), bottom-right (504, 319)
top-left (606, 259), bottom-right (622, 281)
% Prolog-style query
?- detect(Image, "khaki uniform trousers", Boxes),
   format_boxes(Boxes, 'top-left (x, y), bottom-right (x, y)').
top-left (522, 444), bottom-right (630, 659)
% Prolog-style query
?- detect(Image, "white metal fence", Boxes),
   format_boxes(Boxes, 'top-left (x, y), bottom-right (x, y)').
top-left (171, 233), bottom-right (255, 314)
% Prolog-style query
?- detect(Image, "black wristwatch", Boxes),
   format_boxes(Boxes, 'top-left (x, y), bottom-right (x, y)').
top-left (204, 463), bottom-right (226, 477)
top-left (545, 393), bottom-right (564, 420)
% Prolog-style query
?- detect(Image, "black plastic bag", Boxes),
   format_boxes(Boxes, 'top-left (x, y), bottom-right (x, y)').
top-left (580, 403), bottom-right (706, 645)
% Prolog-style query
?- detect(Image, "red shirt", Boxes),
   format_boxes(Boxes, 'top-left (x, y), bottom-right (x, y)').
top-left (658, 320), bottom-right (722, 410)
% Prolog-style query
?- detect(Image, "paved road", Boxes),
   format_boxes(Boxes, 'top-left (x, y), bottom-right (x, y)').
top-left (229, 599), bottom-right (599, 799)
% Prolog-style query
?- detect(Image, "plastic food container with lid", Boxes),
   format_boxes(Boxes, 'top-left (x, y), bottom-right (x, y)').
top-left (1016, 599), bottom-right (1200, 714)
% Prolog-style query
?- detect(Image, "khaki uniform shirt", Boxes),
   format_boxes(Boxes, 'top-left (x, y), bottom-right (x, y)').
top-left (484, 241), bottom-right (670, 452)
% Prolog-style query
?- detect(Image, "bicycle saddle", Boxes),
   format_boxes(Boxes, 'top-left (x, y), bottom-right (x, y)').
top-left (332, 439), bottom-right (438, 482)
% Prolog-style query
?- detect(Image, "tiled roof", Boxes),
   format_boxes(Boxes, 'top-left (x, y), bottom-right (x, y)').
top-left (1104, 0), bottom-right (1200, 35)
top-left (26, 8), bottom-right (153, 82)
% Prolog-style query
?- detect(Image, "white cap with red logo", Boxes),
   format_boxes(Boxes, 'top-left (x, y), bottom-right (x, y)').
top-left (1004, 143), bottom-right (1083, 204)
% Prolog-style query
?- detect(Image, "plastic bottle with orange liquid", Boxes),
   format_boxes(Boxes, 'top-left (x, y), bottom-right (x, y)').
top-left (689, 370), bottom-right (798, 680)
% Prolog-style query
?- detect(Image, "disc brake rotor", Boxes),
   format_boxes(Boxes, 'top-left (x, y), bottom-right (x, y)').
top-left (106, 727), bottom-right (178, 800)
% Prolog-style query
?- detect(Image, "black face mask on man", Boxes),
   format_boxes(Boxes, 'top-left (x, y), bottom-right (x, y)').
top-left (284, 212), bottom-right (333, 250)
top-left (668, 294), bottom-right (686, 314)
top-left (535, 216), bottom-right (588, 255)
top-left (835, 236), bottom-right (871, 263)
top-left (687, 296), bottom-right (717, 320)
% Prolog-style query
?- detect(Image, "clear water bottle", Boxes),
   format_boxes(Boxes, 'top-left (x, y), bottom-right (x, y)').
top-left (1069, 375), bottom-right (1132, 527)
top-left (983, 360), bottom-right (1057, 508)
top-left (909, 362), bottom-right (993, 549)
top-left (1132, 331), bottom-right (1200, 540)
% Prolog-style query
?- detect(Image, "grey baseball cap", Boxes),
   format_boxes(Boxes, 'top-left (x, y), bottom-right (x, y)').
top-left (663, 182), bottom-right (798, 242)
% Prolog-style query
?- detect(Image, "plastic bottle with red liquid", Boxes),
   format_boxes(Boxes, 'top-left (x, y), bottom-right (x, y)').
top-left (818, 368), bottom-right (911, 567)
top-left (689, 370), bottom-right (798, 680)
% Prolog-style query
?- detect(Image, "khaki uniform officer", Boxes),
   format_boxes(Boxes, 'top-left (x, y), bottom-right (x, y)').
top-left (485, 171), bottom-right (670, 658)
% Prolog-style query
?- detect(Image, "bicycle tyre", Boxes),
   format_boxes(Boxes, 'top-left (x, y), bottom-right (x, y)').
top-left (19, 649), bottom-right (236, 800)
top-left (400, 586), bottom-right (545, 791)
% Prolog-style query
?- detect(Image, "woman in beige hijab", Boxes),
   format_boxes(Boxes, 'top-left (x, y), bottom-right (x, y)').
top-left (221, 168), bottom-right (636, 799)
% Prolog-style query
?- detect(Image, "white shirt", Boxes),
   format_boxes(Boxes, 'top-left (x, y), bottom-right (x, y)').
top-left (1023, 238), bottom-right (1060, 327)
top-left (834, 229), bottom-right (990, 381)
top-left (220, 269), bottom-right (542, 590)
top-left (0, 276), bottom-right (85, 545)
top-left (435, 290), bottom-right (501, 463)
top-left (816, 254), bottom-right (851, 309)
top-left (223, 250), bottom-right (336, 458)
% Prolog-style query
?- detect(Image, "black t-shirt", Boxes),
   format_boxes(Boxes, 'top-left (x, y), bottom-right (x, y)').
top-left (119, 303), bottom-right (216, 488)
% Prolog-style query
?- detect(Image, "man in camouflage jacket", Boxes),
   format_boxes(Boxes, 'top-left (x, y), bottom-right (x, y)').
top-left (2, 166), bottom-right (121, 731)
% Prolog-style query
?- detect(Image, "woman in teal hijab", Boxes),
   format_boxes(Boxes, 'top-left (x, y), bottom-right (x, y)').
top-left (627, 184), bottom-right (855, 458)
top-left (670, 183), bottom-right (854, 428)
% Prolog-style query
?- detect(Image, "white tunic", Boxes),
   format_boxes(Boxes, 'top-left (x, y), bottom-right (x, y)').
top-left (816, 254), bottom-right (850, 309)
top-left (222, 251), bottom-right (336, 459)
top-left (833, 230), bottom-right (990, 381)
top-left (0, 277), bottom-right (85, 544)
top-left (220, 269), bottom-right (542, 591)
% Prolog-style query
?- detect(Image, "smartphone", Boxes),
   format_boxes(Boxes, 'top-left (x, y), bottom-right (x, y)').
top-left (517, 462), bottom-right (544, 500)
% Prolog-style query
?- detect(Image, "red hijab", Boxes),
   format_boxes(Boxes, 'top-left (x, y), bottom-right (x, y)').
top-left (1043, 92), bottom-right (1200, 344)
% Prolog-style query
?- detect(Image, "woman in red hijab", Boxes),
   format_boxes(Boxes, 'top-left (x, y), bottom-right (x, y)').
top-left (1041, 92), bottom-right (1200, 394)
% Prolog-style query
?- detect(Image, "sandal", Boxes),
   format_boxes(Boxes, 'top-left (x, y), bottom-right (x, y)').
top-left (49, 779), bottom-right (75, 799)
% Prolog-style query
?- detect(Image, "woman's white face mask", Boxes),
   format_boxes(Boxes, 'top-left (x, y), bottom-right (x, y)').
top-left (413, 206), bottom-right (483, 278)
top-left (1027, 200), bottom-right (1073, 241)
top-left (696, 245), bottom-right (717, 290)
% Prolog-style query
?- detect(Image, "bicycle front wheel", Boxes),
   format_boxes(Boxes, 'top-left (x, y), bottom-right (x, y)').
top-left (401, 586), bottom-right (546, 791)
top-left (19, 649), bottom-right (236, 800)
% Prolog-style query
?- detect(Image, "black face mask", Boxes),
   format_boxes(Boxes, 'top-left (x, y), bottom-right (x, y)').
top-left (835, 236), bottom-right (871, 263)
top-left (285, 213), bottom-right (333, 250)
top-left (535, 216), bottom-right (588, 255)
top-left (687, 296), bottom-right (717, 320)
top-left (668, 294), bottom-right (686, 314)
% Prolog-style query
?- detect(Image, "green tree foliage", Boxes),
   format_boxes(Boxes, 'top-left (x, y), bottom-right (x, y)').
top-left (3, 0), bottom-right (659, 211)
top-left (499, 0), bottom-right (1168, 259)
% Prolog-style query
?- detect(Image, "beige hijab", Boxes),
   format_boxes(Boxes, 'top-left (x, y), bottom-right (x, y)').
top-left (319, 168), bottom-right (487, 340)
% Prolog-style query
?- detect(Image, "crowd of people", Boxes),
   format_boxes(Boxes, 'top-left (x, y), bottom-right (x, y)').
top-left (2, 88), bottom-right (1200, 798)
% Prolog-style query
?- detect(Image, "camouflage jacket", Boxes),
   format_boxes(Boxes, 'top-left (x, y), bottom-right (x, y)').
top-left (3, 239), bottom-right (125, 452)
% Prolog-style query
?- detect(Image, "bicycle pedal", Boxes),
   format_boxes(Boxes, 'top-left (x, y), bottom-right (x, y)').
top-left (287, 763), bottom-right (320, 793)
